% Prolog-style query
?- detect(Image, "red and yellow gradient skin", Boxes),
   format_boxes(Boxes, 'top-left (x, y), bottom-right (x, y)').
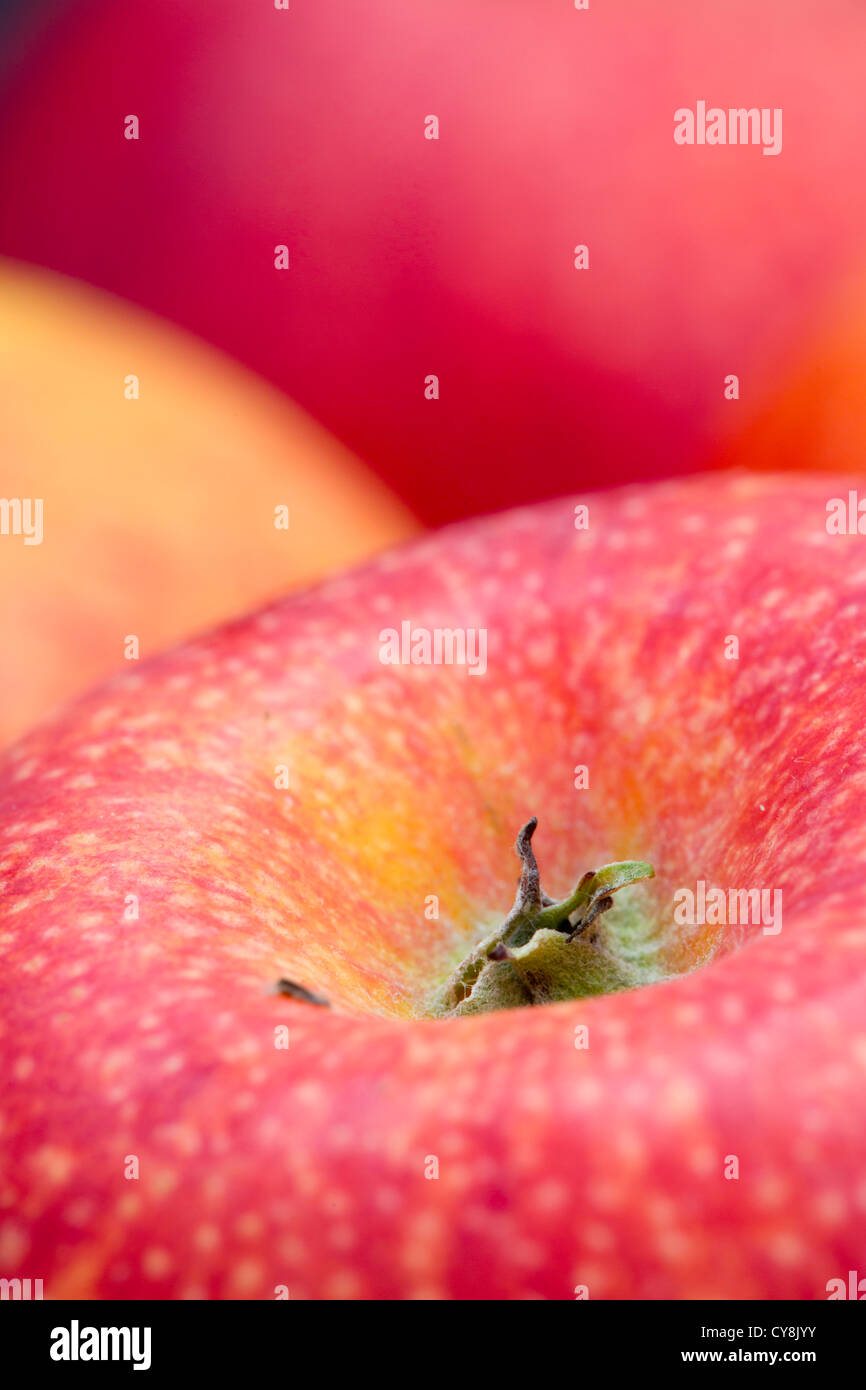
top-left (0, 258), bottom-right (416, 746)
top-left (717, 262), bottom-right (866, 481)
top-left (0, 472), bottom-right (864, 1298)
top-left (2, 2), bottom-right (866, 521)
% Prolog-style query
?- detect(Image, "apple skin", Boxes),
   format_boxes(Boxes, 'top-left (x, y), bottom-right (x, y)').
top-left (1, 470), bottom-right (865, 1300)
top-left (715, 261), bottom-right (866, 482)
top-left (2, 2), bottom-right (866, 521)
top-left (0, 256), bottom-right (416, 747)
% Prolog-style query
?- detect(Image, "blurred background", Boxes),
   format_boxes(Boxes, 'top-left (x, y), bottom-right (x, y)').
top-left (1, 0), bottom-right (865, 743)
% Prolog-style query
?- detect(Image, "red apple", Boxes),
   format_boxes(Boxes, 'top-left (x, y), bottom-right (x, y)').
top-left (715, 260), bottom-right (866, 480)
top-left (1, 470), bottom-right (864, 1299)
top-left (1, 2), bottom-right (865, 521)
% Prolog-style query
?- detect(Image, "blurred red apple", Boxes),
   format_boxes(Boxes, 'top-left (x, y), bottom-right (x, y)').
top-left (714, 260), bottom-right (866, 479)
top-left (1, 1), bottom-right (865, 522)
top-left (0, 470), bottom-right (863, 1299)
top-left (0, 256), bottom-right (416, 746)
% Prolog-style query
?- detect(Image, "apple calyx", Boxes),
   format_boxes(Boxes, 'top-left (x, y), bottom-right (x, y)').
top-left (434, 818), bottom-right (654, 1017)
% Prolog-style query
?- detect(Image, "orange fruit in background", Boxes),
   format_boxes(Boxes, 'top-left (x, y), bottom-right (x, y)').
top-left (0, 258), bottom-right (417, 746)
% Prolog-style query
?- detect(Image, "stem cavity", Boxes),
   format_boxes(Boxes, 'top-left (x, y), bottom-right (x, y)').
top-left (434, 819), bottom-right (654, 1017)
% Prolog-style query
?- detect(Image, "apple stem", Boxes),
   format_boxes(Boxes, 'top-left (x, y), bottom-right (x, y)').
top-left (434, 819), bottom-right (654, 1017)
top-left (512, 815), bottom-right (558, 912)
